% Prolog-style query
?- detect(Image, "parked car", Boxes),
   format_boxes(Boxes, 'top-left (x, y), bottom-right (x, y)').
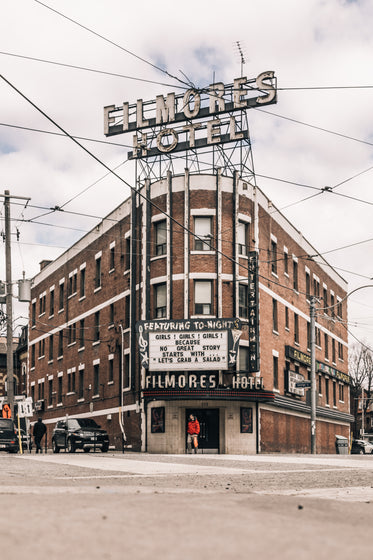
top-left (0, 418), bottom-right (19, 453)
top-left (351, 439), bottom-right (373, 454)
top-left (52, 418), bottom-right (109, 453)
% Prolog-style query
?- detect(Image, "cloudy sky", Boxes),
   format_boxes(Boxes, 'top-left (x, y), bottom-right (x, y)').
top-left (1, 0), bottom-right (372, 347)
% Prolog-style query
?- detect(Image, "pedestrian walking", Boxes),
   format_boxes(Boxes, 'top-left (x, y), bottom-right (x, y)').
top-left (33, 417), bottom-right (46, 454)
top-left (187, 414), bottom-right (200, 454)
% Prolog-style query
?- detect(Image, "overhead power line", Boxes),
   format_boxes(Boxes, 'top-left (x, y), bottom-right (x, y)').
top-left (0, 51), bottom-right (187, 90)
top-left (33, 0), bottom-right (191, 89)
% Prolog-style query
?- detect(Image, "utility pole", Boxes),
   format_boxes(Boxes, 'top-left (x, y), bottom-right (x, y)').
top-left (4, 190), bottom-right (14, 419)
top-left (310, 296), bottom-right (317, 454)
top-left (3, 190), bottom-right (31, 419)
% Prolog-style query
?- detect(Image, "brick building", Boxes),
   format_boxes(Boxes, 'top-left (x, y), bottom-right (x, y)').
top-left (27, 170), bottom-right (353, 453)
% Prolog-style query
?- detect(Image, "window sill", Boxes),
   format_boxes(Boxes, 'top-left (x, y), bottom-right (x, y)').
top-left (190, 250), bottom-right (215, 255)
top-left (57, 355), bottom-right (63, 361)
top-left (78, 346), bottom-right (85, 352)
top-left (79, 296), bottom-right (86, 302)
top-left (57, 403), bottom-right (63, 407)
top-left (94, 286), bottom-right (102, 293)
top-left (92, 394), bottom-right (100, 400)
top-left (272, 330), bottom-right (279, 336)
top-left (150, 255), bottom-right (167, 262)
top-left (77, 398), bottom-right (84, 403)
top-left (92, 341), bottom-right (100, 347)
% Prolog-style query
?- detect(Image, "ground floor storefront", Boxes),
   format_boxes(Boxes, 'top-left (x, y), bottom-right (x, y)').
top-left (144, 395), bottom-right (353, 455)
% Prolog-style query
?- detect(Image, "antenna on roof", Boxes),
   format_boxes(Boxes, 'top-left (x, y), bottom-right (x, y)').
top-left (234, 41), bottom-right (246, 77)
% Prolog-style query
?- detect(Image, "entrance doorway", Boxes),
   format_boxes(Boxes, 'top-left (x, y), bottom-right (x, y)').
top-left (186, 409), bottom-right (219, 453)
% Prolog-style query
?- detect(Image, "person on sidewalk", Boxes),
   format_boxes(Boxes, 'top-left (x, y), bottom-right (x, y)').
top-left (187, 414), bottom-right (200, 454)
top-left (33, 417), bottom-right (46, 454)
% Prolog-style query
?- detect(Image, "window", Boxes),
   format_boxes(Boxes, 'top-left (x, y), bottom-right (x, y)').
top-left (285, 307), bottom-right (289, 330)
top-left (109, 303), bottom-right (115, 326)
top-left (124, 295), bottom-right (130, 329)
top-left (313, 277), bottom-right (320, 298)
top-left (239, 284), bottom-right (248, 319)
top-left (237, 221), bottom-right (249, 256)
top-left (284, 250), bottom-right (289, 275)
top-left (272, 299), bottom-right (278, 333)
top-left (332, 339), bottom-right (336, 363)
top-left (59, 282), bottom-right (65, 311)
top-left (293, 260), bottom-right (298, 292)
top-left (338, 342), bottom-right (344, 361)
top-left (68, 272), bottom-right (77, 297)
top-left (155, 283), bottom-right (167, 318)
top-left (58, 376), bottom-right (63, 404)
top-left (155, 220), bottom-right (167, 256)
top-left (337, 299), bottom-right (343, 319)
top-left (273, 355), bottom-right (279, 390)
top-left (31, 345), bottom-right (35, 368)
top-left (333, 382), bottom-right (337, 407)
top-left (49, 335), bottom-right (54, 361)
top-left (58, 331), bottom-right (63, 357)
top-left (315, 327), bottom-right (321, 348)
top-left (39, 339), bottom-right (45, 358)
top-left (294, 313), bottom-right (299, 344)
top-left (125, 237), bottom-right (131, 270)
top-left (323, 287), bottom-right (328, 313)
top-left (239, 346), bottom-right (249, 371)
top-left (110, 244), bottom-right (115, 270)
top-left (49, 289), bottom-right (54, 316)
top-left (194, 281), bottom-right (212, 315)
top-left (79, 319), bottom-right (85, 348)
top-left (325, 378), bottom-right (329, 405)
top-left (270, 240), bottom-right (277, 275)
top-left (38, 381), bottom-right (45, 401)
top-left (307, 322), bottom-right (310, 349)
top-left (339, 384), bottom-right (344, 402)
top-left (108, 358), bottom-right (114, 383)
top-left (306, 272), bottom-right (311, 300)
top-left (80, 267), bottom-right (86, 298)
top-left (48, 378), bottom-right (53, 407)
top-left (68, 323), bottom-right (76, 345)
top-left (95, 256), bottom-right (102, 289)
top-left (93, 364), bottom-right (100, 395)
top-left (31, 302), bottom-right (36, 327)
top-left (324, 333), bottom-right (329, 360)
top-left (318, 375), bottom-right (322, 395)
top-left (67, 369), bottom-right (76, 394)
top-left (194, 217), bottom-right (212, 251)
top-left (39, 294), bottom-right (46, 316)
top-left (330, 293), bottom-right (335, 318)
top-left (78, 369), bottom-right (84, 399)
top-left (94, 311), bottom-right (100, 342)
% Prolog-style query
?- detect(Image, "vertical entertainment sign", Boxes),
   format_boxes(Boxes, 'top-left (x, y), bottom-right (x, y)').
top-left (248, 251), bottom-right (260, 373)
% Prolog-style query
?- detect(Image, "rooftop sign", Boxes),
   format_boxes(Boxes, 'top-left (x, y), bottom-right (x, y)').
top-left (104, 72), bottom-right (277, 159)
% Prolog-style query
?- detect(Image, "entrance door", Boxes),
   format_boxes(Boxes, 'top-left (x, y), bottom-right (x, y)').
top-left (186, 409), bottom-right (219, 453)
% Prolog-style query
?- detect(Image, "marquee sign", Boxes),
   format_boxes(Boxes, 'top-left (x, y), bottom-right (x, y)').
top-left (104, 72), bottom-right (277, 159)
top-left (136, 318), bottom-right (241, 372)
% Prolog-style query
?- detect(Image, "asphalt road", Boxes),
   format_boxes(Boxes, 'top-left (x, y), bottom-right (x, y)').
top-left (1, 451), bottom-right (372, 560)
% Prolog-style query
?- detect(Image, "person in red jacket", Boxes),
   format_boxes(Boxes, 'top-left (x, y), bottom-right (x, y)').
top-left (187, 414), bottom-right (200, 453)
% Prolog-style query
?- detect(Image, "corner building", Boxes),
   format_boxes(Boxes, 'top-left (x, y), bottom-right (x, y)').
top-left (28, 170), bottom-right (352, 453)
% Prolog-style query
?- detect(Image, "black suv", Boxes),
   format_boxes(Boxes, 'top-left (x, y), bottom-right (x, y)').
top-left (0, 418), bottom-right (19, 453)
top-left (52, 418), bottom-right (109, 453)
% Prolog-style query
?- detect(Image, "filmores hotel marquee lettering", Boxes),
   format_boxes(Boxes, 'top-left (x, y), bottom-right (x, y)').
top-left (104, 72), bottom-right (277, 158)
